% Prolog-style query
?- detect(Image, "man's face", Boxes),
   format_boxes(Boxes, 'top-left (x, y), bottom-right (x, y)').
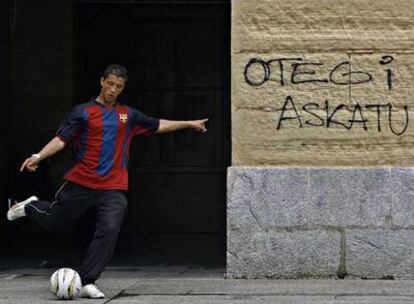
top-left (100, 74), bottom-right (126, 103)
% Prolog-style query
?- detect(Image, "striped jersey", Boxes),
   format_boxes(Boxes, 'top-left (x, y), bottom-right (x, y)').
top-left (56, 99), bottom-right (159, 190)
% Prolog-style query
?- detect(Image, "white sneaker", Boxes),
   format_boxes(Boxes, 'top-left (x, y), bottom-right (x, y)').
top-left (7, 195), bottom-right (38, 221)
top-left (81, 284), bottom-right (105, 299)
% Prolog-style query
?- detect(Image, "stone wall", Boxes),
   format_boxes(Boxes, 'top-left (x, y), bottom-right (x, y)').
top-left (227, 167), bottom-right (414, 279)
top-left (229, 0), bottom-right (414, 278)
top-left (232, 0), bottom-right (414, 166)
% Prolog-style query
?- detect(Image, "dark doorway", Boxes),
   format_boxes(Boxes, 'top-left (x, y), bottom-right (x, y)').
top-left (77, 1), bottom-right (230, 265)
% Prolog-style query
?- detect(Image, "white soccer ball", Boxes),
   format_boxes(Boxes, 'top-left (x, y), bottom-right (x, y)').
top-left (50, 268), bottom-right (82, 300)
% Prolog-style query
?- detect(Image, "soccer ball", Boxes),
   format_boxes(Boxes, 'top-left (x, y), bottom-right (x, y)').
top-left (50, 268), bottom-right (82, 300)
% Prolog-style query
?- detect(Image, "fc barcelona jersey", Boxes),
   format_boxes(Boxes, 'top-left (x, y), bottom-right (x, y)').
top-left (56, 99), bottom-right (159, 190)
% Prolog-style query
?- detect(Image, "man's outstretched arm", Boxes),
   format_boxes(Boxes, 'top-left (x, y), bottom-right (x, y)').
top-left (156, 118), bottom-right (208, 134)
top-left (20, 136), bottom-right (66, 172)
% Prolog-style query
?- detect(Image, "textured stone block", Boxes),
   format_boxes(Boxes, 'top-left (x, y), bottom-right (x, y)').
top-left (232, 0), bottom-right (414, 167)
top-left (227, 167), bottom-right (308, 231)
top-left (227, 230), bottom-right (341, 278)
top-left (227, 166), bottom-right (414, 278)
top-left (308, 168), bottom-right (391, 227)
top-left (390, 168), bottom-right (414, 227)
top-left (347, 230), bottom-right (414, 279)
top-left (232, 0), bottom-right (414, 53)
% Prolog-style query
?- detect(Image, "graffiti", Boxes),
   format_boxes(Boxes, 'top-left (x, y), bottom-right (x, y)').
top-left (277, 96), bottom-right (408, 136)
top-left (243, 55), bottom-right (408, 135)
top-left (379, 55), bottom-right (394, 91)
top-left (244, 56), bottom-right (389, 88)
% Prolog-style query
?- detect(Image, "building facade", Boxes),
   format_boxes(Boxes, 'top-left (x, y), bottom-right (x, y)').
top-left (228, 0), bottom-right (414, 279)
top-left (3, 0), bottom-right (414, 278)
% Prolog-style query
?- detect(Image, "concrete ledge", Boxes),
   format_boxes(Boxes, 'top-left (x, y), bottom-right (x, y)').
top-left (227, 166), bottom-right (414, 278)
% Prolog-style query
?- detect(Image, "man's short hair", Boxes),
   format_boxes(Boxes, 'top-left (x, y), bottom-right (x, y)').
top-left (102, 64), bottom-right (128, 80)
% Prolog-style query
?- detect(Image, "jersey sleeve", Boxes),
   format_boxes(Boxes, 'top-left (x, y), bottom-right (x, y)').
top-left (55, 105), bottom-right (85, 143)
top-left (130, 108), bottom-right (160, 137)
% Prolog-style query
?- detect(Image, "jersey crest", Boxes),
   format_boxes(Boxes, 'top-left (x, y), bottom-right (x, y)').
top-left (119, 113), bottom-right (128, 124)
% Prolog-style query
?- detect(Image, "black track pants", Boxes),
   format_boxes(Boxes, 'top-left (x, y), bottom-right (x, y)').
top-left (25, 181), bottom-right (128, 285)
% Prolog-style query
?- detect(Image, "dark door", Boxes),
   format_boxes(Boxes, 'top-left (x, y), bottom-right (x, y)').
top-left (77, 1), bottom-right (230, 264)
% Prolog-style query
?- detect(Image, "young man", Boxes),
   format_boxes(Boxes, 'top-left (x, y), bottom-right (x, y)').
top-left (7, 64), bottom-right (208, 299)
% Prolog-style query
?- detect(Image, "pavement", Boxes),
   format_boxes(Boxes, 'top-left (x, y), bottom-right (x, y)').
top-left (1, 260), bottom-right (414, 304)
